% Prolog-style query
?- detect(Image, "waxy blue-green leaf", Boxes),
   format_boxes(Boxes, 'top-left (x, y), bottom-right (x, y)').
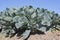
top-left (31, 12), bottom-right (36, 18)
top-left (15, 22), bottom-right (24, 29)
top-left (41, 13), bottom-right (52, 26)
top-left (13, 16), bottom-right (20, 22)
top-left (37, 27), bottom-right (46, 32)
top-left (4, 17), bottom-right (13, 21)
top-left (22, 30), bottom-right (31, 40)
top-left (0, 16), bottom-right (3, 20)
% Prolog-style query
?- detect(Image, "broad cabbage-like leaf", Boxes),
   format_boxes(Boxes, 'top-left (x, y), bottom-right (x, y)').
top-left (15, 22), bottom-right (24, 29)
top-left (22, 30), bottom-right (31, 40)
top-left (4, 17), bottom-right (13, 21)
top-left (13, 16), bottom-right (20, 22)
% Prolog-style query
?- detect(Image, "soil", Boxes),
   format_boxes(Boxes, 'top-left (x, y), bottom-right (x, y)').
top-left (0, 31), bottom-right (60, 40)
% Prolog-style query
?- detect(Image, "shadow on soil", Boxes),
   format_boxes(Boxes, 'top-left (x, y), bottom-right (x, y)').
top-left (4, 28), bottom-right (45, 40)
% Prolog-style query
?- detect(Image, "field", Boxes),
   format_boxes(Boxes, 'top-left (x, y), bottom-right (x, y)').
top-left (0, 6), bottom-right (60, 40)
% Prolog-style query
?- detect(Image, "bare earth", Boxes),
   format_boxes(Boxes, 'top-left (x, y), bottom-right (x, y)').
top-left (0, 31), bottom-right (60, 40)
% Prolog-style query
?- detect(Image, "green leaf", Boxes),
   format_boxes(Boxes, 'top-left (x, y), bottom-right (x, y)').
top-left (56, 25), bottom-right (60, 30)
top-left (1, 29), bottom-right (9, 37)
top-left (18, 16), bottom-right (28, 23)
top-left (0, 16), bottom-right (3, 20)
top-left (15, 22), bottom-right (24, 29)
top-left (0, 20), bottom-right (6, 24)
top-left (37, 27), bottom-right (46, 32)
top-left (31, 12), bottom-right (36, 18)
top-left (4, 17), bottom-right (13, 21)
top-left (10, 29), bottom-right (15, 34)
top-left (13, 16), bottom-right (20, 22)
top-left (22, 30), bottom-right (31, 40)
top-left (41, 13), bottom-right (52, 26)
